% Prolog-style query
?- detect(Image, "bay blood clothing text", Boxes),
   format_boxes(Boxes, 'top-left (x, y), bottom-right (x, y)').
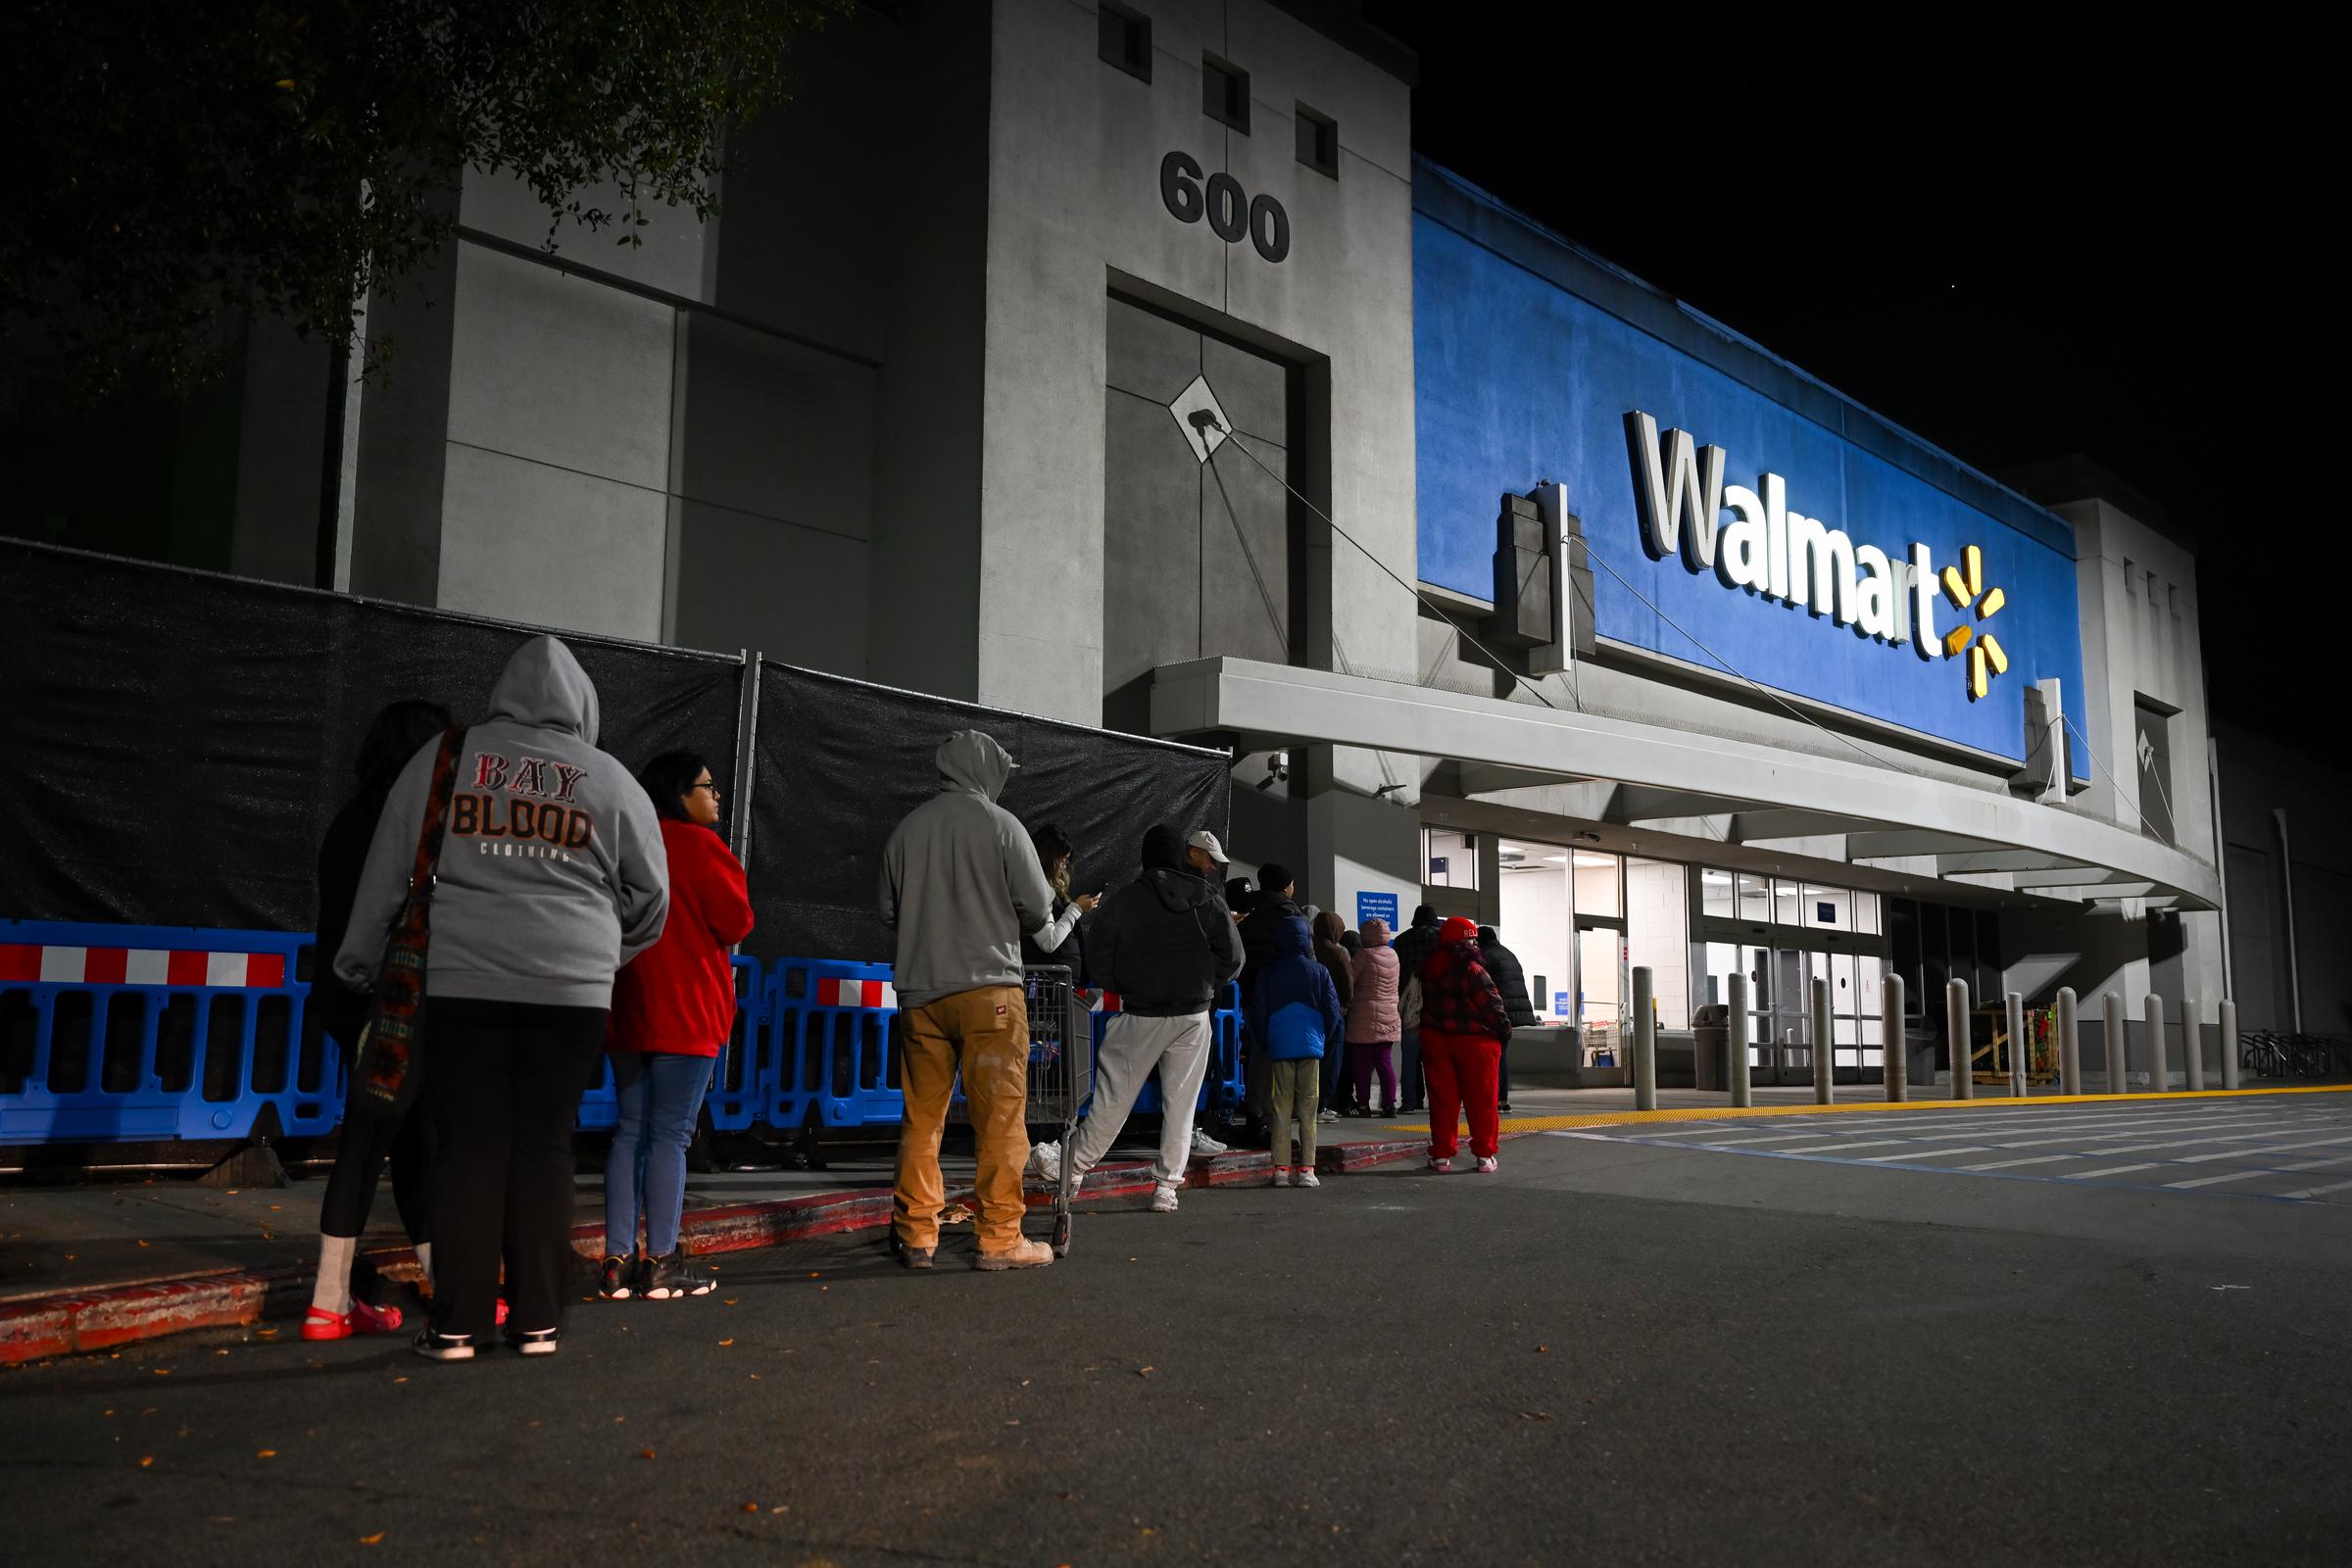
top-left (452, 751), bottom-right (597, 856)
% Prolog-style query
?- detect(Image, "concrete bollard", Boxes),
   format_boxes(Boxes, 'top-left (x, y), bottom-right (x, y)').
top-left (1947, 978), bottom-right (1973, 1101)
top-left (1811, 975), bottom-right (1835, 1104)
top-left (2056, 987), bottom-right (2081, 1096)
top-left (1730, 972), bottom-right (1753, 1108)
top-left (2144, 994), bottom-right (2168, 1093)
top-left (1633, 965), bottom-right (1657, 1111)
top-left (1885, 973), bottom-right (1907, 1102)
top-left (2102, 992), bottom-right (2127, 1093)
top-left (2183, 994), bottom-right (2204, 1092)
top-left (2005, 990), bottom-right (2027, 1099)
top-left (2221, 999), bottom-right (2239, 1092)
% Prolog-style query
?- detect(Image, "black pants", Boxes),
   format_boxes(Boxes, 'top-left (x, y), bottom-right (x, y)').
top-left (423, 998), bottom-right (607, 1340)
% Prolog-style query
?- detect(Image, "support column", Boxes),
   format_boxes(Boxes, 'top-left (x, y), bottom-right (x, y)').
top-left (1811, 976), bottom-right (1835, 1104)
top-left (1946, 979), bottom-right (1972, 1102)
top-left (2056, 988), bottom-right (2081, 1096)
top-left (2144, 994), bottom-right (2168, 1094)
top-left (1730, 972), bottom-right (1753, 1109)
top-left (1884, 973), bottom-right (1907, 1103)
top-left (2221, 1000), bottom-right (2240, 1092)
top-left (2103, 993), bottom-right (2127, 1094)
top-left (2005, 991), bottom-right (2027, 1099)
top-left (1633, 966), bottom-right (1657, 1112)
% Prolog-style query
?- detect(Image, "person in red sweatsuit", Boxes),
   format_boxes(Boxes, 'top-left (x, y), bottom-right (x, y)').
top-left (1417, 915), bottom-right (1511, 1173)
top-left (599, 751), bottom-right (755, 1301)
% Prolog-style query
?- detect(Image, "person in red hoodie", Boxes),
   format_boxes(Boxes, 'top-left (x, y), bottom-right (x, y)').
top-left (1418, 916), bottom-right (1512, 1173)
top-left (599, 752), bottom-right (754, 1300)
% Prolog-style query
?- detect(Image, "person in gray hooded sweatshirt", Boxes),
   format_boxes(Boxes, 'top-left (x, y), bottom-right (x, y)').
top-left (880, 729), bottom-right (1057, 1270)
top-left (337, 635), bottom-right (669, 1360)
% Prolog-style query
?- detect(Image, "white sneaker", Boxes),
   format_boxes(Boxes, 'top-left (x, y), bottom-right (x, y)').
top-left (1150, 1183), bottom-right (1181, 1213)
top-left (1316, 1108), bottom-right (1340, 1123)
top-left (1191, 1127), bottom-right (1229, 1156)
top-left (1270, 1165), bottom-right (1291, 1188)
top-left (1293, 1167), bottom-right (1320, 1189)
top-left (1026, 1141), bottom-right (1062, 1185)
top-left (1475, 1155), bottom-right (1498, 1174)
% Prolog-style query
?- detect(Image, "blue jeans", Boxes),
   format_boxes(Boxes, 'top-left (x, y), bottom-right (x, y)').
top-left (604, 1052), bottom-right (713, 1258)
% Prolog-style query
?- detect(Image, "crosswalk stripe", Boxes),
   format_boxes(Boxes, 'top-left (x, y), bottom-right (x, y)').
top-left (2163, 1170), bottom-right (2270, 1191)
top-left (1770, 1140), bottom-right (1914, 1156)
top-left (2069, 1163), bottom-right (2159, 1180)
top-left (1854, 1146), bottom-right (1988, 1162)
top-left (2278, 1177), bottom-right (2352, 1200)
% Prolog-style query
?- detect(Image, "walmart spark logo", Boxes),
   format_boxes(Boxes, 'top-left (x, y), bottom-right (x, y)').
top-left (1940, 544), bottom-right (2008, 701)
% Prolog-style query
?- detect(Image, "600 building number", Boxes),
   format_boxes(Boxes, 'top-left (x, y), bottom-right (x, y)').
top-left (1159, 152), bottom-right (1290, 264)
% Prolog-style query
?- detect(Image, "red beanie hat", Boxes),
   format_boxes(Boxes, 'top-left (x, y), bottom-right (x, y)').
top-left (1438, 916), bottom-right (1479, 944)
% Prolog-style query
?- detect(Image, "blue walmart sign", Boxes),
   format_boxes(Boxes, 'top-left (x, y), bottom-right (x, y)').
top-left (1412, 167), bottom-right (2088, 775)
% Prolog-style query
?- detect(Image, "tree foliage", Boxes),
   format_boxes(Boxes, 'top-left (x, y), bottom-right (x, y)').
top-left (2, 1), bottom-right (848, 407)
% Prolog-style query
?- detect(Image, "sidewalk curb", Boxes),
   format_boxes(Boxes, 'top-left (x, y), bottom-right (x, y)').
top-left (0, 1135), bottom-right (1442, 1366)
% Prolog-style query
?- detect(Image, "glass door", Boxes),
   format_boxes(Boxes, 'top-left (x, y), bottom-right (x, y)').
top-left (1574, 922), bottom-right (1627, 1064)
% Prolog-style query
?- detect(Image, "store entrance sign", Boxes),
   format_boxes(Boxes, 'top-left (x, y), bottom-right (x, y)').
top-left (1356, 891), bottom-right (1399, 934)
top-left (1626, 411), bottom-right (2016, 702)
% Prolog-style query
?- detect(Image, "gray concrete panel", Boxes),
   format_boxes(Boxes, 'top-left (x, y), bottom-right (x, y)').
top-left (1102, 384), bottom-right (1202, 725)
top-left (434, 443), bottom-right (666, 643)
top-left (1201, 435), bottom-right (1292, 666)
top-left (678, 315), bottom-right (876, 538)
top-left (460, 165), bottom-right (710, 304)
top-left (1227, 0), bottom-right (1412, 178)
top-left (1105, 295), bottom-right (1201, 406)
top-left (444, 244), bottom-right (675, 493)
top-left (671, 497), bottom-right (869, 675)
top-left (349, 234), bottom-right (459, 608)
top-left (1200, 335), bottom-right (1288, 443)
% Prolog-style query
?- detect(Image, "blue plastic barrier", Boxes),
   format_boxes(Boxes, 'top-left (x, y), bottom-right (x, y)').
top-left (0, 921), bottom-right (331, 1146)
top-left (767, 959), bottom-right (902, 1130)
top-left (574, 955), bottom-right (766, 1133)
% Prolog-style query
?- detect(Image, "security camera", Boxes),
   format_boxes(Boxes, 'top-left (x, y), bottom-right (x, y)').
top-left (1254, 751), bottom-right (1290, 792)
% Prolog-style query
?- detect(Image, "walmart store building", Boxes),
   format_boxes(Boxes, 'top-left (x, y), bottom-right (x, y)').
top-left (48, 0), bottom-right (2276, 1079)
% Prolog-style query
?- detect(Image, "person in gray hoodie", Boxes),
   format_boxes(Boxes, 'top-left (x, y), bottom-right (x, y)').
top-left (880, 729), bottom-right (1056, 1271)
top-left (337, 635), bottom-right (670, 1360)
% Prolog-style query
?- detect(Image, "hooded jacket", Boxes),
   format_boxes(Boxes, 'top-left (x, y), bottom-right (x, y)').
top-left (878, 730), bottom-right (1055, 1008)
top-left (1478, 928), bottom-right (1542, 1029)
top-left (1088, 825), bottom-right (1244, 1015)
top-left (1247, 915), bottom-right (1345, 1061)
top-left (1421, 922), bottom-right (1513, 1045)
top-left (335, 636), bottom-right (670, 1009)
top-left (1240, 886), bottom-right (1305, 1006)
top-left (1311, 909), bottom-right (1354, 1011)
top-left (1345, 926), bottom-right (1401, 1045)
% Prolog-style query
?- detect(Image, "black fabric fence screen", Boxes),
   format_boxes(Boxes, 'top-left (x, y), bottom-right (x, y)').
top-left (748, 661), bottom-right (1232, 962)
top-left (0, 542), bottom-right (741, 934)
top-left (0, 542), bottom-right (1233, 962)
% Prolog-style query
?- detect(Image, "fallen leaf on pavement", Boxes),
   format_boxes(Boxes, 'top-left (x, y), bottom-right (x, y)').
top-left (718, 1339), bottom-right (735, 1347)
top-left (360, 1533), bottom-right (384, 1545)
top-left (640, 1448), bottom-right (657, 1459)
top-left (256, 1449), bottom-right (276, 1458)
top-left (139, 1456), bottom-right (153, 1467)
top-left (1136, 1366), bottom-right (1154, 1377)
top-left (741, 1501), bottom-right (760, 1513)
top-left (1536, 1345), bottom-right (1548, 1352)
top-left (1520, 1410), bottom-right (1553, 1421)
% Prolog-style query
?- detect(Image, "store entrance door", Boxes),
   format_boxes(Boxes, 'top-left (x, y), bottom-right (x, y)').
top-left (1736, 945), bottom-right (1882, 1086)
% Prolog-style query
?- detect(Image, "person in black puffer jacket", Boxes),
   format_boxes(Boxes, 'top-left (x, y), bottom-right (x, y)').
top-left (1478, 925), bottom-right (1540, 1112)
top-left (1391, 904), bottom-right (1444, 1111)
top-left (1036, 825), bottom-right (1243, 1210)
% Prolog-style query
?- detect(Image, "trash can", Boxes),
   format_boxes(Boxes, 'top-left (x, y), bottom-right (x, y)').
top-left (1692, 1003), bottom-right (1731, 1091)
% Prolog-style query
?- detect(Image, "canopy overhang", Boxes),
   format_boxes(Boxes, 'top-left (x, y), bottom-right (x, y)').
top-left (1150, 657), bottom-right (2218, 911)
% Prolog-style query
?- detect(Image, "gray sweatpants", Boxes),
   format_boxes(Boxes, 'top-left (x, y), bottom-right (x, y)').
top-left (1067, 1011), bottom-right (1212, 1187)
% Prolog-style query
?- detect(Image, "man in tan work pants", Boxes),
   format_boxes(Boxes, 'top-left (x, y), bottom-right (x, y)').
top-left (879, 729), bottom-right (1057, 1270)
top-left (893, 984), bottom-right (1032, 1262)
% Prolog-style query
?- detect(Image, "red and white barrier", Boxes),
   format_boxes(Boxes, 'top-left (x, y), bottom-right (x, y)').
top-left (818, 977), bottom-right (897, 1010)
top-left (0, 945), bottom-right (288, 989)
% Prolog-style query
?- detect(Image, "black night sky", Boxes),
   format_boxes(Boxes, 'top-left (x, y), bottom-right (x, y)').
top-left (1368, 9), bottom-right (2328, 744)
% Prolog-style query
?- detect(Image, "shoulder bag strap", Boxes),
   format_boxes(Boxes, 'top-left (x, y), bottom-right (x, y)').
top-left (403, 725), bottom-right (469, 905)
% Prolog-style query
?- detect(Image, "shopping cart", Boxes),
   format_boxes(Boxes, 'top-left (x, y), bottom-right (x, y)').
top-left (944, 964), bottom-right (1092, 1255)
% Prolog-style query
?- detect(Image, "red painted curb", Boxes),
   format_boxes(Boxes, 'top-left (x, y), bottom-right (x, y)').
top-left (0, 1137), bottom-right (1444, 1365)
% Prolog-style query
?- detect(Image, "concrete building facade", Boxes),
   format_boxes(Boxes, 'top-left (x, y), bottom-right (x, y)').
top-left (22, 0), bottom-right (2313, 1079)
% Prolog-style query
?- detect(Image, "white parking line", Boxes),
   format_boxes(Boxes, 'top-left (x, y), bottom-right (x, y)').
top-left (2069, 1163), bottom-right (2160, 1180)
top-left (2163, 1171), bottom-right (2271, 1191)
top-left (1770, 1139), bottom-right (1915, 1156)
top-left (1853, 1146), bottom-right (1989, 1162)
top-left (2278, 1177), bottom-right (2352, 1200)
top-left (1698, 1132), bottom-right (1834, 1147)
top-left (2173, 1135), bottom-right (2352, 1164)
top-left (1960, 1153), bottom-right (2082, 1172)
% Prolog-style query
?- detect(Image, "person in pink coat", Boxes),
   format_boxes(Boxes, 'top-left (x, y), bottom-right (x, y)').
top-left (1345, 917), bottom-right (1403, 1115)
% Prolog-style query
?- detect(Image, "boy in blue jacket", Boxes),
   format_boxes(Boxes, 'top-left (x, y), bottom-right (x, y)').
top-left (1248, 915), bottom-right (1345, 1188)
